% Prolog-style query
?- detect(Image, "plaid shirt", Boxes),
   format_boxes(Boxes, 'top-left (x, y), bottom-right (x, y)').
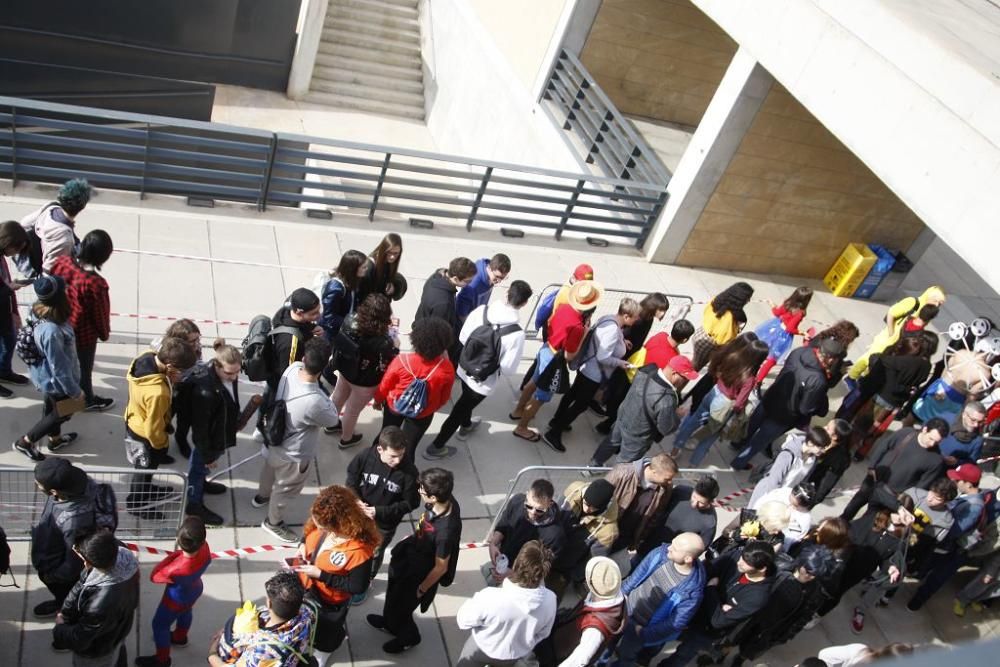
top-left (50, 255), bottom-right (110, 348)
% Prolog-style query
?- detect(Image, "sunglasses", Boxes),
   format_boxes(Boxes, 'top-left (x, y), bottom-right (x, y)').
top-left (524, 503), bottom-right (547, 513)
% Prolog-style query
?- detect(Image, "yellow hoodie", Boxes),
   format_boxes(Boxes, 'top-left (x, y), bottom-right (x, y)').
top-left (124, 353), bottom-right (173, 450)
top-left (848, 285), bottom-right (946, 379)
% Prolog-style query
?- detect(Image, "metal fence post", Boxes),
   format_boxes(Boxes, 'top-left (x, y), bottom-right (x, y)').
top-left (369, 152), bottom-right (392, 221)
top-left (258, 134), bottom-right (278, 212)
top-left (466, 166), bottom-right (493, 231)
top-left (636, 189), bottom-right (669, 249)
top-left (10, 105), bottom-right (17, 188)
top-left (139, 122), bottom-right (151, 200)
top-left (555, 179), bottom-right (586, 240)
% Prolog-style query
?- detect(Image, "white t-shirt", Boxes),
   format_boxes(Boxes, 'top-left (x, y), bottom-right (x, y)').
top-left (817, 643), bottom-right (870, 666)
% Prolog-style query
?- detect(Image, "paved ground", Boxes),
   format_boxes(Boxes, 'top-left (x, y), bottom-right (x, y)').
top-left (1, 185), bottom-right (998, 666)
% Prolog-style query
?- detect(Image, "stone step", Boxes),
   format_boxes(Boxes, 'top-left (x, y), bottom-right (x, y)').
top-left (312, 65), bottom-right (424, 94)
top-left (335, 0), bottom-right (419, 21)
top-left (319, 28), bottom-right (421, 57)
top-left (316, 43), bottom-right (422, 71)
top-left (314, 52), bottom-right (422, 81)
top-left (304, 89), bottom-right (425, 121)
top-left (323, 17), bottom-right (420, 44)
top-left (310, 79), bottom-right (425, 108)
top-left (329, 3), bottom-right (419, 31)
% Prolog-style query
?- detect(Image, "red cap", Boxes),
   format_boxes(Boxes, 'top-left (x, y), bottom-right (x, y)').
top-left (947, 463), bottom-right (982, 485)
top-left (573, 264), bottom-right (595, 281)
top-left (668, 355), bottom-right (700, 381)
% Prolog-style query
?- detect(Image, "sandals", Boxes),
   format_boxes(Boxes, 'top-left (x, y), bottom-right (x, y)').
top-left (513, 430), bottom-right (541, 443)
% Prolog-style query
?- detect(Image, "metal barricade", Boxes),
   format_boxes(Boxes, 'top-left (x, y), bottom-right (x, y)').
top-left (0, 466), bottom-right (188, 542)
top-left (522, 283), bottom-right (694, 338)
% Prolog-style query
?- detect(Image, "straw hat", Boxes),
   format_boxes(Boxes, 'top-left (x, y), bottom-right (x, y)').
top-left (584, 556), bottom-right (621, 600)
top-left (566, 280), bottom-right (604, 311)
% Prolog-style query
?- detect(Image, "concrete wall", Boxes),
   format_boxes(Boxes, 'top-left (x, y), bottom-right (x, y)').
top-left (579, 0), bottom-right (736, 127)
top-left (675, 85), bottom-right (926, 278)
top-left (422, 0), bottom-right (579, 170)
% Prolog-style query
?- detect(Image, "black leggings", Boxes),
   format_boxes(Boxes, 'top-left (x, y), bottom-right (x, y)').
top-left (431, 379), bottom-right (485, 447)
top-left (25, 393), bottom-right (70, 443)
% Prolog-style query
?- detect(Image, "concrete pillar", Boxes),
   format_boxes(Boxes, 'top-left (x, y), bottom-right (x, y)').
top-left (287, 0), bottom-right (330, 100)
top-left (644, 47), bottom-right (773, 264)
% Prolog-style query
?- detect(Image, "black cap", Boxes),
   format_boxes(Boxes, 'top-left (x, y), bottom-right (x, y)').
top-left (818, 337), bottom-right (845, 358)
top-left (34, 457), bottom-right (88, 495)
top-left (583, 479), bottom-right (614, 513)
top-left (287, 287), bottom-right (320, 311)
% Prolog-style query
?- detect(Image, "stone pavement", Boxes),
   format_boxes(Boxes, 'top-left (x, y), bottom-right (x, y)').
top-left (1, 185), bottom-right (997, 666)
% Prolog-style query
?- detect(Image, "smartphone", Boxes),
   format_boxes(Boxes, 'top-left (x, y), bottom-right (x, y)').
top-left (283, 556), bottom-right (301, 569)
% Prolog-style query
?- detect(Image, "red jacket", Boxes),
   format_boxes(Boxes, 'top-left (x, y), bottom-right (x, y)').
top-left (375, 352), bottom-right (455, 419)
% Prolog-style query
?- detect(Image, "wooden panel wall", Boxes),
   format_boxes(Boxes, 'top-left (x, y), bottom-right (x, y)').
top-left (579, 0), bottom-right (737, 127)
top-left (676, 85), bottom-right (926, 278)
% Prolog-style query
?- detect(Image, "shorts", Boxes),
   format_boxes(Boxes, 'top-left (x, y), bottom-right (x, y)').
top-left (532, 345), bottom-right (557, 403)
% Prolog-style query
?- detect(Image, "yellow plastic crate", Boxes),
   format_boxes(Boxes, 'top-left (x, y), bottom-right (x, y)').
top-left (824, 243), bottom-right (876, 297)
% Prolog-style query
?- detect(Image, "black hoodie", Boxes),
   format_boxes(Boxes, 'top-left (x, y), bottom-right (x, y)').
top-left (269, 306), bottom-right (316, 380)
top-left (762, 346), bottom-right (831, 427)
top-left (345, 446), bottom-right (420, 530)
top-left (414, 269), bottom-right (458, 329)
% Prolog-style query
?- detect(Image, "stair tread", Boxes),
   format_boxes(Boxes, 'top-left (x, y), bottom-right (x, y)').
top-left (320, 29), bottom-right (422, 56)
top-left (335, 0), bottom-right (419, 20)
top-left (314, 53), bottom-right (423, 80)
top-left (324, 17), bottom-right (421, 42)
top-left (312, 79), bottom-right (424, 105)
top-left (304, 90), bottom-right (425, 120)
top-left (312, 66), bottom-right (424, 93)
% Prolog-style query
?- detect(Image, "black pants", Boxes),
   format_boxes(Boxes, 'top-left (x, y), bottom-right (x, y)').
top-left (432, 379), bottom-right (486, 447)
top-left (25, 393), bottom-right (70, 443)
top-left (840, 474), bottom-right (879, 521)
top-left (601, 368), bottom-right (630, 425)
top-left (77, 343), bottom-right (97, 401)
top-left (550, 374), bottom-right (601, 429)
top-left (125, 428), bottom-right (161, 510)
top-left (378, 408), bottom-right (434, 467)
top-left (371, 524), bottom-right (398, 579)
top-left (382, 560), bottom-right (423, 645)
top-left (309, 594), bottom-right (349, 652)
top-left (39, 570), bottom-right (77, 606)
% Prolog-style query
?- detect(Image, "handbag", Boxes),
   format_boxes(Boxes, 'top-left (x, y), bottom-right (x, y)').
top-left (536, 350), bottom-right (569, 395)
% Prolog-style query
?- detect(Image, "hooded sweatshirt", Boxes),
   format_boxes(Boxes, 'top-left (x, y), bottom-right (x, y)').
top-left (345, 445), bottom-right (420, 530)
top-left (414, 268), bottom-right (459, 329)
top-left (125, 351), bottom-right (172, 449)
top-left (747, 430), bottom-right (817, 509)
top-left (455, 257), bottom-right (495, 323)
top-left (53, 546), bottom-right (140, 658)
top-left (457, 301), bottom-right (525, 395)
top-left (30, 478), bottom-right (100, 584)
top-left (32, 204), bottom-right (79, 272)
top-left (761, 346), bottom-right (831, 426)
top-left (457, 578), bottom-right (557, 661)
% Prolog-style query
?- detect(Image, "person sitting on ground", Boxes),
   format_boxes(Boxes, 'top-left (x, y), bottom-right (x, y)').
top-left (555, 479), bottom-right (619, 591)
top-left (589, 355), bottom-right (697, 466)
top-left (606, 453), bottom-right (678, 553)
top-left (136, 516), bottom-right (211, 667)
top-left (13, 275), bottom-right (85, 461)
top-left (53, 530), bottom-right (140, 666)
top-left (457, 540), bottom-right (557, 667)
top-left (255, 338), bottom-right (340, 543)
top-left (18, 178), bottom-right (92, 275)
top-left (30, 457), bottom-right (117, 619)
top-left (344, 425), bottom-right (419, 602)
top-left (210, 571), bottom-right (316, 667)
top-left (485, 479), bottom-right (567, 585)
top-left (426, 279), bottom-right (531, 460)
top-left (543, 297), bottom-right (642, 453)
top-left (455, 253), bottom-right (511, 328)
top-left (638, 475), bottom-right (719, 561)
top-left (49, 229), bottom-right (116, 412)
top-left (747, 425), bottom-right (830, 509)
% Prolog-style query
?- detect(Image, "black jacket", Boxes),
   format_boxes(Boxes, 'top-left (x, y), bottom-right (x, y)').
top-left (697, 549), bottom-right (773, 640)
top-left (495, 493), bottom-right (567, 563)
top-left (53, 546), bottom-right (140, 658)
top-left (31, 479), bottom-right (101, 585)
top-left (414, 269), bottom-right (458, 329)
top-left (762, 346), bottom-right (831, 426)
top-left (337, 328), bottom-right (398, 387)
top-left (869, 427), bottom-right (944, 492)
top-left (863, 354), bottom-right (931, 408)
top-left (269, 307), bottom-right (315, 381)
top-left (345, 445), bottom-right (419, 530)
top-left (185, 362), bottom-right (240, 464)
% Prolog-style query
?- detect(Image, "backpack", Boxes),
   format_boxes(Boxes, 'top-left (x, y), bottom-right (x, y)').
top-left (241, 315), bottom-right (301, 382)
top-left (15, 318), bottom-right (43, 367)
top-left (392, 354), bottom-right (445, 419)
top-left (568, 318), bottom-right (618, 375)
top-left (534, 289), bottom-right (558, 335)
top-left (259, 388), bottom-right (310, 448)
top-left (459, 310), bottom-right (520, 383)
top-left (93, 482), bottom-right (119, 533)
top-left (18, 202), bottom-right (60, 277)
top-left (331, 327), bottom-right (361, 378)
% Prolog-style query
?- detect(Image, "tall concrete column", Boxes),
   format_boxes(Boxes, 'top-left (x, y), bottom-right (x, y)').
top-left (287, 0), bottom-right (330, 100)
top-left (644, 47), bottom-right (773, 264)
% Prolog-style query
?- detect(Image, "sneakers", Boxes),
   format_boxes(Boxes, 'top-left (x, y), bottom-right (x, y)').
top-left (13, 438), bottom-right (45, 461)
top-left (383, 637), bottom-right (420, 654)
top-left (802, 615), bottom-right (821, 630)
top-left (366, 614), bottom-right (391, 634)
top-left (875, 595), bottom-right (890, 607)
top-left (153, 449), bottom-right (176, 465)
top-left (971, 601), bottom-right (985, 613)
top-left (0, 384), bottom-right (11, 399)
top-left (135, 656), bottom-right (171, 666)
top-left (251, 495), bottom-right (270, 508)
top-left (350, 584), bottom-right (371, 606)
top-left (84, 396), bottom-right (115, 412)
top-left (850, 607), bottom-right (865, 634)
top-left (953, 600), bottom-right (966, 617)
top-left (456, 417), bottom-right (482, 441)
top-left (33, 599), bottom-right (62, 618)
top-left (203, 481), bottom-right (227, 495)
top-left (0, 371), bottom-right (29, 385)
top-left (324, 423), bottom-right (343, 435)
top-left (422, 445), bottom-right (457, 460)
top-left (594, 420), bottom-right (612, 436)
top-left (541, 430), bottom-right (566, 453)
top-left (261, 519), bottom-right (299, 543)
top-left (186, 503), bottom-right (224, 527)
top-left (588, 401), bottom-right (608, 417)
top-left (47, 433), bottom-right (79, 452)
top-left (338, 433), bottom-right (364, 449)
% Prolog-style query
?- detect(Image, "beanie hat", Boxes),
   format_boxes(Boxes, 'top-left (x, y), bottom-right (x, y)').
top-left (33, 274), bottom-right (65, 304)
top-left (34, 457), bottom-right (88, 495)
top-left (583, 479), bottom-right (615, 513)
top-left (288, 287), bottom-right (320, 311)
top-left (584, 556), bottom-right (621, 600)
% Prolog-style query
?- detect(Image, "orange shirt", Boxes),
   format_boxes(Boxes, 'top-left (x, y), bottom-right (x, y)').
top-left (299, 523), bottom-right (374, 606)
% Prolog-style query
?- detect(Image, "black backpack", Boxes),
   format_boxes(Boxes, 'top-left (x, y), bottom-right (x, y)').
top-left (15, 317), bottom-right (43, 367)
top-left (459, 310), bottom-right (520, 383)
top-left (259, 391), bottom-right (309, 448)
top-left (241, 315), bottom-right (301, 382)
top-left (93, 482), bottom-right (119, 533)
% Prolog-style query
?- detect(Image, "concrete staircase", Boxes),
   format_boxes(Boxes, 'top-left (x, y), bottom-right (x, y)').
top-left (306, 0), bottom-right (426, 121)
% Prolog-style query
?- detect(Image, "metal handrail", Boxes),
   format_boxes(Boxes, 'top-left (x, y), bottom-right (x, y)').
top-left (0, 95), bottom-right (668, 247)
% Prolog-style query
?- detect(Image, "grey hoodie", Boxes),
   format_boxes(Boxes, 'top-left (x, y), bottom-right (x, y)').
top-left (748, 430), bottom-right (817, 509)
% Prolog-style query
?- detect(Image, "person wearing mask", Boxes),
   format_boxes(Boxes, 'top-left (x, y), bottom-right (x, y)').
top-left (18, 178), bottom-right (92, 275)
top-left (52, 530), bottom-right (140, 667)
top-left (555, 479), bottom-right (619, 590)
top-left (543, 298), bottom-right (642, 453)
top-left (747, 426), bottom-right (830, 509)
top-left (413, 256), bottom-right (477, 334)
top-left (293, 485), bottom-right (378, 666)
top-left (485, 479), bottom-right (567, 584)
top-left (49, 229), bottom-right (115, 411)
top-left (840, 418), bottom-right (949, 521)
top-left (317, 249), bottom-right (368, 343)
top-left (0, 220), bottom-right (31, 396)
top-left (124, 336), bottom-right (198, 519)
top-left (12, 275), bottom-right (84, 460)
top-left (611, 533), bottom-right (706, 667)
top-left (455, 253), bottom-right (511, 327)
top-left (731, 338), bottom-right (844, 471)
top-left (639, 476), bottom-right (719, 560)
top-left (456, 540), bottom-right (557, 667)
top-left (327, 293), bottom-right (399, 448)
top-left (426, 279), bottom-right (531, 459)
top-left (606, 453), bottom-right (678, 553)
top-left (356, 232), bottom-right (406, 303)
top-left (589, 355), bottom-right (698, 466)
top-left (659, 540), bottom-right (775, 667)
top-left (367, 467), bottom-right (462, 654)
top-left (344, 426), bottom-right (419, 603)
top-left (805, 419), bottom-right (854, 504)
top-left (937, 400), bottom-right (988, 466)
top-left (373, 316), bottom-right (455, 465)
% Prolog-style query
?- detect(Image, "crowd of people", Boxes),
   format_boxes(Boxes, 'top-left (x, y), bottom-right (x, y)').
top-left (3, 178), bottom-right (1000, 667)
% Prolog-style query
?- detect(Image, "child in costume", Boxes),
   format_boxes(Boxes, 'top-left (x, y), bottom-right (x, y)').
top-left (754, 287), bottom-right (813, 384)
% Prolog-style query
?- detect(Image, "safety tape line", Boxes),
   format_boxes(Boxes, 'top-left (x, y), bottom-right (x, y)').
top-left (977, 455), bottom-right (1000, 465)
top-left (116, 248), bottom-right (325, 273)
top-left (123, 540), bottom-right (491, 559)
top-left (16, 302), bottom-right (251, 327)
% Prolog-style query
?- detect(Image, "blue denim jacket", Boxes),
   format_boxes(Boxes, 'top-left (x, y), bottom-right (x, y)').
top-left (30, 318), bottom-right (81, 397)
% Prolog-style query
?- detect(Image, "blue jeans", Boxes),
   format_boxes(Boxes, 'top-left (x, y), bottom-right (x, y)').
top-left (730, 405), bottom-right (790, 469)
top-left (152, 602), bottom-right (192, 650)
top-left (608, 620), bottom-right (666, 667)
top-left (0, 326), bottom-right (14, 375)
top-left (673, 386), bottom-right (722, 466)
top-left (187, 448), bottom-right (207, 506)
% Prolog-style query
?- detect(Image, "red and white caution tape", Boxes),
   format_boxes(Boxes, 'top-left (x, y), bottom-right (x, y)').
top-left (124, 541), bottom-right (296, 560)
top-left (16, 302), bottom-right (250, 327)
top-left (713, 485), bottom-right (755, 509)
top-left (977, 455), bottom-right (1000, 465)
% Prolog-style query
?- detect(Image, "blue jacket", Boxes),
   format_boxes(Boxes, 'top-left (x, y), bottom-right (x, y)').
top-left (455, 258), bottom-right (493, 323)
top-left (621, 544), bottom-right (706, 646)
top-left (939, 432), bottom-right (983, 464)
top-left (30, 319), bottom-right (81, 397)
top-left (319, 276), bottom-right (354, 341)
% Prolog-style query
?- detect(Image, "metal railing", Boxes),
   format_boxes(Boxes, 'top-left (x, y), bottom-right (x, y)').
top-left (540, 49), bottom-right (672, 191)
top-left (0, 466), bottom-right (188, 542)
top-left (0, 95), bottom-right (669, 248)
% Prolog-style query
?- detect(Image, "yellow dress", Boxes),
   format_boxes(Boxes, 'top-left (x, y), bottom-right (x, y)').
top-left (848, 286), bottom-right (945, 380)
